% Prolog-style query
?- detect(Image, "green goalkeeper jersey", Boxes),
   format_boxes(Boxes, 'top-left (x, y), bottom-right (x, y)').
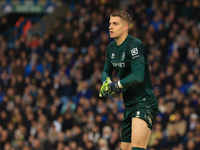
top-left (101, 35), bottom-right (157, 110)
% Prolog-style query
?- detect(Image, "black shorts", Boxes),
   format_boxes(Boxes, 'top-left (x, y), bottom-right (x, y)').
top-left (121, 105), bottom-right (158, 143)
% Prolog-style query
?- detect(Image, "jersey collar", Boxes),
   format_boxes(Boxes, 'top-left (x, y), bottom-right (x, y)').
top-left (114, 35), bottom-right (130, 51)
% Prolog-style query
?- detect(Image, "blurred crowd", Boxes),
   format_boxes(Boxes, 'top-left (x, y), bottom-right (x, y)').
top-left (0, 0), bottom-right (200, 150)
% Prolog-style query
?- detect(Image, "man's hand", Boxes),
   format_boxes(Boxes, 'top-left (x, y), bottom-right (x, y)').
top-left (99, 80), bottom-right (109, 97)
top-left (106, 77), bottom-right (121, 94)
top-left (99, 77), bottom-right (119, 98)
top-left (110, 91), bottom-right (119, 98)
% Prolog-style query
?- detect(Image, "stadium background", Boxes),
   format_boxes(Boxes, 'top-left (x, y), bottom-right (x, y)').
top-left (0, 0), bottom-right (200, 150)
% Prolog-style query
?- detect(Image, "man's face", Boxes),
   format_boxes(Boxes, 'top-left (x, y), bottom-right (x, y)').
top-left (109, 17), bottom-right (127, 39)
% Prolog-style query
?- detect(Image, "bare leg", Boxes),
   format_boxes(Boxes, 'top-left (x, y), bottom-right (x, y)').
top-left (131, 118), bottom-right (151, 148)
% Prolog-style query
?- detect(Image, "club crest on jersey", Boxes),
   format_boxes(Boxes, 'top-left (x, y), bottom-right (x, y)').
top-left (122, 52), bottom-right (125, 61)
top-left (111, 53), bottom-right (115, 59)
top-left (131, 48), bottom-right (138, 56)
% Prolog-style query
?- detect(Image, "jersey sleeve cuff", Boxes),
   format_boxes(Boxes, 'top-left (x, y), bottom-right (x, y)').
top-left (118, 81), bottom-right (123, 89)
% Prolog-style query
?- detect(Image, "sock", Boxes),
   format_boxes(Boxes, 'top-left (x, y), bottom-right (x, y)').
top-left (132, 147), bottom-right (145, 150)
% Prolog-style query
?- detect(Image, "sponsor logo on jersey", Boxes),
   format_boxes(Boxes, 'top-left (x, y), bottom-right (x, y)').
top-left (111, 53), bottom-right (115, 59)
top-left (131, 48), bottom-right (138, 56)
top-left (111, 62), bottom-right (125, 67)
top-left (122, 52), bottom-right (125, 61)
top-left (132, 55), bottom-right (140, 59)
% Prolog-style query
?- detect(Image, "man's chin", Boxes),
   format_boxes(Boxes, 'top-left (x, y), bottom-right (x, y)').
top-left (110, 35), bottom-right (116, 39)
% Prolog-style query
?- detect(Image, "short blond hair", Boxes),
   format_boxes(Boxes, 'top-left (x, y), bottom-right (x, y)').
top-left (110, 10), bottom-right (132, 25)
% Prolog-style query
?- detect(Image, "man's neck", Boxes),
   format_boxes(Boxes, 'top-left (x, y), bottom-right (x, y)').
top-left (115, 33), bottom-right (128, 46)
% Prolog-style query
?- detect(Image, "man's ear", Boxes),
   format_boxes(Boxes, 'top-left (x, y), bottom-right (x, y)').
top-left (124, 24), bottom-right (128, 32)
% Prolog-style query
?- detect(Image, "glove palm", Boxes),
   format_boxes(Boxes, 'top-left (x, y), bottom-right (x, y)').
top-left (99, 77), bottom-right (119, 98)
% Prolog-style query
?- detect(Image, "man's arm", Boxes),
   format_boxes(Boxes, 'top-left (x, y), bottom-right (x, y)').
top-left (101, 49), bottom-right (114, 84)
top-left (119, 63), bottom-right (144, 88)
top-left (99, 46), bottom-right (115, 97)
top-left (107, 42), bottom-right (145, 92)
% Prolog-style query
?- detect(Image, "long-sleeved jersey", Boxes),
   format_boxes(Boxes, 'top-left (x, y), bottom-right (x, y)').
top-left (101, 35), bottom-right (157, 110)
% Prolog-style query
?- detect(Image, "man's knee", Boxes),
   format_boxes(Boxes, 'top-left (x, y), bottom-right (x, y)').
top-left (131, 141), bottom-right (142, 147)
top-left (121, 142), bottom-right (131, 150)
top-left (131, 137), bottom-right (149, 148)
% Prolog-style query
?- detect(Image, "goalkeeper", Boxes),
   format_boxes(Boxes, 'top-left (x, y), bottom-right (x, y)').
top-left (99, 10), bottom-right (158, 150)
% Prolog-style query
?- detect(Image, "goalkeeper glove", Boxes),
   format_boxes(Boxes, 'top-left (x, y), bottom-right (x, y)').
top-left (99, 77), bottom-right (119, 97)
top-left (99, 80), bottom-right (109, 97)
top-left (106, 77), bottom-right (123, 94)
top-left (99, 77), bottom-right (122, 98)
top-left (106, 77), bottom-right (119, 98)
